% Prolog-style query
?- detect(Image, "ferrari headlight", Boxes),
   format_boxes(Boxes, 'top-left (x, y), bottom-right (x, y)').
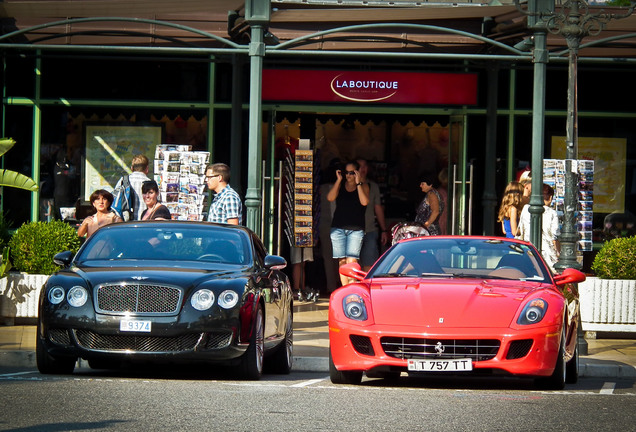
top-left (218, 290), bottom-right (239, 309)
top-left (517, 298), bottom-right (547, 325)
top-left (191, 289), bottom-right (215, 311)
top-left (343, 294), bottom-right (367, 321)
top-left (48, 286), bottom-right (65, 305)
top-left (67, 286), bottom-right (88, 307)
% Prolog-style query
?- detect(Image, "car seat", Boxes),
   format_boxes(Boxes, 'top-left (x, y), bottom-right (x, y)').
top-left (495, 254), bottom-right (535, 278)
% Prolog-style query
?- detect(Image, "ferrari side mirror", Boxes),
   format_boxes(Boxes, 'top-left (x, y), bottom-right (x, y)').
top-left (339, 262), bottom-right (367, 282)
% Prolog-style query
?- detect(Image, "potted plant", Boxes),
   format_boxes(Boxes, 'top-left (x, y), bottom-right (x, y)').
top-left (0, 137), bottom-right (40, 324)
top-left (0, 220), bottom-right (81, 324)
top-left (579, 236), bottom-right (636, 333)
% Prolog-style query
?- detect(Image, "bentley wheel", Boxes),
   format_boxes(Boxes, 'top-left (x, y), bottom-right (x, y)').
top-left (239, 304), bottom-right (264, 380)
top-left (535, 329), bottom-right (566, 390)
top-left (266, 305), bottom-right (293, 374)
top-left (565, 343), bottom-right (579, 384)
top-left (36, 328), bottom-right (76, 375)
top-left (329, 349), bottom-right (362, 385)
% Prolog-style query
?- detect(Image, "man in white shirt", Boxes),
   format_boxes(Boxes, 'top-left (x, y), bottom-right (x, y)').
top-left (114, 154), bottom-right (150, 220)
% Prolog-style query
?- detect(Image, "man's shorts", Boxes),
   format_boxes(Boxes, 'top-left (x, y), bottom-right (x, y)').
top-left (359, 230), bottom-right (380, 267)
top-left (290, 246), bottom-right (314, 264)
top-left (330, 228), bottom-right (364, 259)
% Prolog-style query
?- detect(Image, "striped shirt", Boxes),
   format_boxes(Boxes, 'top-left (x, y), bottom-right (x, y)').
top-left (207, 185), bottom-right (243, 224)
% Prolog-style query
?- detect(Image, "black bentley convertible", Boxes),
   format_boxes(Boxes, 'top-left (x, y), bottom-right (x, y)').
top-left (37, 221), bottom-right (293, 379)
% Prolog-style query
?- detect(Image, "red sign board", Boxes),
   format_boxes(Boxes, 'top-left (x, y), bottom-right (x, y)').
top-left (262, 69), bottom-right (478, 105)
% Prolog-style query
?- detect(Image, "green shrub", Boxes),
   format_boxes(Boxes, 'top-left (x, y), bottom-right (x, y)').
top-left (8, 220), bottom-right (81, 275)
top-left (591, 236), bottom-right (636, 280)
top-left (0, 211), bottom-right (13, 251)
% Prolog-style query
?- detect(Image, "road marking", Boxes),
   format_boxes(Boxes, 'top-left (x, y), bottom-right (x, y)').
top-left (600, 382), bottom-right (616, 395)
top-left (291, 378), bottom-right (326, 387)
top-left (0, 371), bottom-right (37, 377)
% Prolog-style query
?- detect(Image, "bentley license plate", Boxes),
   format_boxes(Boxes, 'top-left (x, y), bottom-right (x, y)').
top-left (120, 320), bottom-right (151, 332)
top-left (408, 358), bottom-right (473, 372)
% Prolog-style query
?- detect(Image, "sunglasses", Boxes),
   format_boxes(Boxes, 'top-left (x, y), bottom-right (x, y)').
top-left (345, 171), bottom-right (356, 175)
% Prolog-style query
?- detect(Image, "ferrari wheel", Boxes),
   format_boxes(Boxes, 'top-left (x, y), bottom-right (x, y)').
top-left (239, 304), bottom-right (264, 380)
top-left (266, 305), bottom-right (293, 374)
top-left (535, 329), bottom-right (566, 390)
top-left (565, 343), bottom-right (579, 384)
top-left (329, 349), bottom-right (362, 385)
top-left (36, 328), bottom-right (76, 375)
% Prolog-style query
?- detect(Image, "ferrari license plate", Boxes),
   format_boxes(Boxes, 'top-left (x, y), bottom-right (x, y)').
top-left (120, 320), bottom-right (151, 332)
top-left (408, 358), bottom-right (473, 372)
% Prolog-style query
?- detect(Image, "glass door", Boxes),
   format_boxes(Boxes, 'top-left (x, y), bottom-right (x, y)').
top-left (448, 114), bottom-right (473, 235)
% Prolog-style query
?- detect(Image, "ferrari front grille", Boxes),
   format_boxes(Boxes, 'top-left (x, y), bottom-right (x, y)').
top-left (74, 329), bottom-right (202, 352)
top-left (506, 339), bottom-right (533, 359)
top-left (96, 283), bottom-right (182, 315)
top-left (350, 335), bottom-right (375, 356)
top-left (381, 337), bottom-right (500, 361)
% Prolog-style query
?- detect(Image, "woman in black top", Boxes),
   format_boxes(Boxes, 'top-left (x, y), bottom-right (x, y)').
top-left (327, 161), bottom-right (369, 286)
top-left (140, 180), bottom-right (172, 220)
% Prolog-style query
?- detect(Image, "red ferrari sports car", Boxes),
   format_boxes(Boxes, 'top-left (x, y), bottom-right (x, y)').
top-left (329, 236), bottom-right (586, 389)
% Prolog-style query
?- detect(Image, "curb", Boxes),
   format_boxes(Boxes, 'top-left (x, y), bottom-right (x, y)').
top-left (2, 351), bottom-right (634, 379)
top-left (580, 362), bottom-right (636, 379)
top-left (0, 351), bottom-right (36, 368)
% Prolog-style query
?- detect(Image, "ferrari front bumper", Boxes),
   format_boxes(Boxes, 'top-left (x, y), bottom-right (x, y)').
top-left (329, 320), bottom-right (563, 377)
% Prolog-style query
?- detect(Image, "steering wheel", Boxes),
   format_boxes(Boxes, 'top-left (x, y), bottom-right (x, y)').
top-left (197, 253), bottom-right (225, 262)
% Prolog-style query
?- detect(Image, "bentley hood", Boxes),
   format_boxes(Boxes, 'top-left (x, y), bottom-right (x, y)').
top-left (54, 263), bottom-right (249, 290)
top-left (369, 279), bottom-right (544, 328)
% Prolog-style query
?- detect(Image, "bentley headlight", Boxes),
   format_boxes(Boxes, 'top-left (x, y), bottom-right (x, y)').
top-left (67, 286), bottom-right (88, 307)
top-left (218, 290), bottom-right (239, 309)
top-left (191, 289), bottom-right (215, 311)
top-left (343, 294), bottom-right (367, 321)
top-left (48, 286), bottom-right (65, 305)
top-left (517, 298), bottom-right (547, 325)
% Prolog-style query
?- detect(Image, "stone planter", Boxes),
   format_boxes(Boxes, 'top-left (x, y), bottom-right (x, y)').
top-left (579, 277), bottom-right (636, 333)
top-left (0, 272), bottom-right (49, 325)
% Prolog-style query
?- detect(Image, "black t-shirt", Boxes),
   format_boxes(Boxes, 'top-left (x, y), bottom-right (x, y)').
top-left (331, 183), bottom-right (365, 231)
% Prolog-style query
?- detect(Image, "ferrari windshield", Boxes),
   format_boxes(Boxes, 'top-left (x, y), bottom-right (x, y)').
top-left (75, 224), bottom-right (251, 265)
top-left (369, 238), bottom-right (550, 282)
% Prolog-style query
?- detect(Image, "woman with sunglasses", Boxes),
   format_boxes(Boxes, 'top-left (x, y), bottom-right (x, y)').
top-left (327, 160), bottom-right (369, 286)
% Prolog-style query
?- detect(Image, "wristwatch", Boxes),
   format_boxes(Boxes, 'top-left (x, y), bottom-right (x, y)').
top-left (356, 182), bottom-right (363, 186)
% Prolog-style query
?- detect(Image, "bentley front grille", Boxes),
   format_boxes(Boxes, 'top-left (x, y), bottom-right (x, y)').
top-left (73, 330), bottom-right (234, 353)
top-left (381, 337), bottom-right (500, 361)
top-left (96, 283), bottom-right (182, 315)
top-left (49, 328), bottom-right (71, 346)
top-left (75, 329), bottom-right (201, 353)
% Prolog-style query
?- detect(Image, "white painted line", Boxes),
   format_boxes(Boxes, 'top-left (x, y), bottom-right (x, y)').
top-left (291, 378), bottom-right (326, 387)
top-left (600, 382), bottom-right (616, 395)
top-left (0, 371), bottom-right (37, 377)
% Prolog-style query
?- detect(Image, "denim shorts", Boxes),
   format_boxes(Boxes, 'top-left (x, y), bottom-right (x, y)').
top-left (330, 228), bottom-right (364, 259)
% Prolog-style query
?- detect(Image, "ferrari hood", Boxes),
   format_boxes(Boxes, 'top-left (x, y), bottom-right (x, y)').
top-left (369, 279), bottom-right (543, 328)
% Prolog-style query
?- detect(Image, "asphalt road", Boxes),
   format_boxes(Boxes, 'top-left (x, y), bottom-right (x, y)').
top-left (0, 366), bottom-right (635, 432)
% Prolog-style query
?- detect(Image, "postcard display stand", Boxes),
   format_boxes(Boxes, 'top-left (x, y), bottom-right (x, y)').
top-left (543, 159), bottom-right (594, 252)
top-left (281, 141), bottom-right (319, 251)
top-left (154, 144), bottom-right (210, 220)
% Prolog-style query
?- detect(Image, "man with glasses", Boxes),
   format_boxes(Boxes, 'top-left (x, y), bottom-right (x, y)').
top-left (205, 163), bottom-right (243, 225)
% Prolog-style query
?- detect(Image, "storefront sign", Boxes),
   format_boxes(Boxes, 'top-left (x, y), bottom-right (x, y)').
top-left (262, 69), bottom-right (477, 105)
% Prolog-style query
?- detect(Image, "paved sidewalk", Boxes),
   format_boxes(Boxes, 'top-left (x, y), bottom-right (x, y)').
top-left (1, 298), bottom-right (635, 379)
